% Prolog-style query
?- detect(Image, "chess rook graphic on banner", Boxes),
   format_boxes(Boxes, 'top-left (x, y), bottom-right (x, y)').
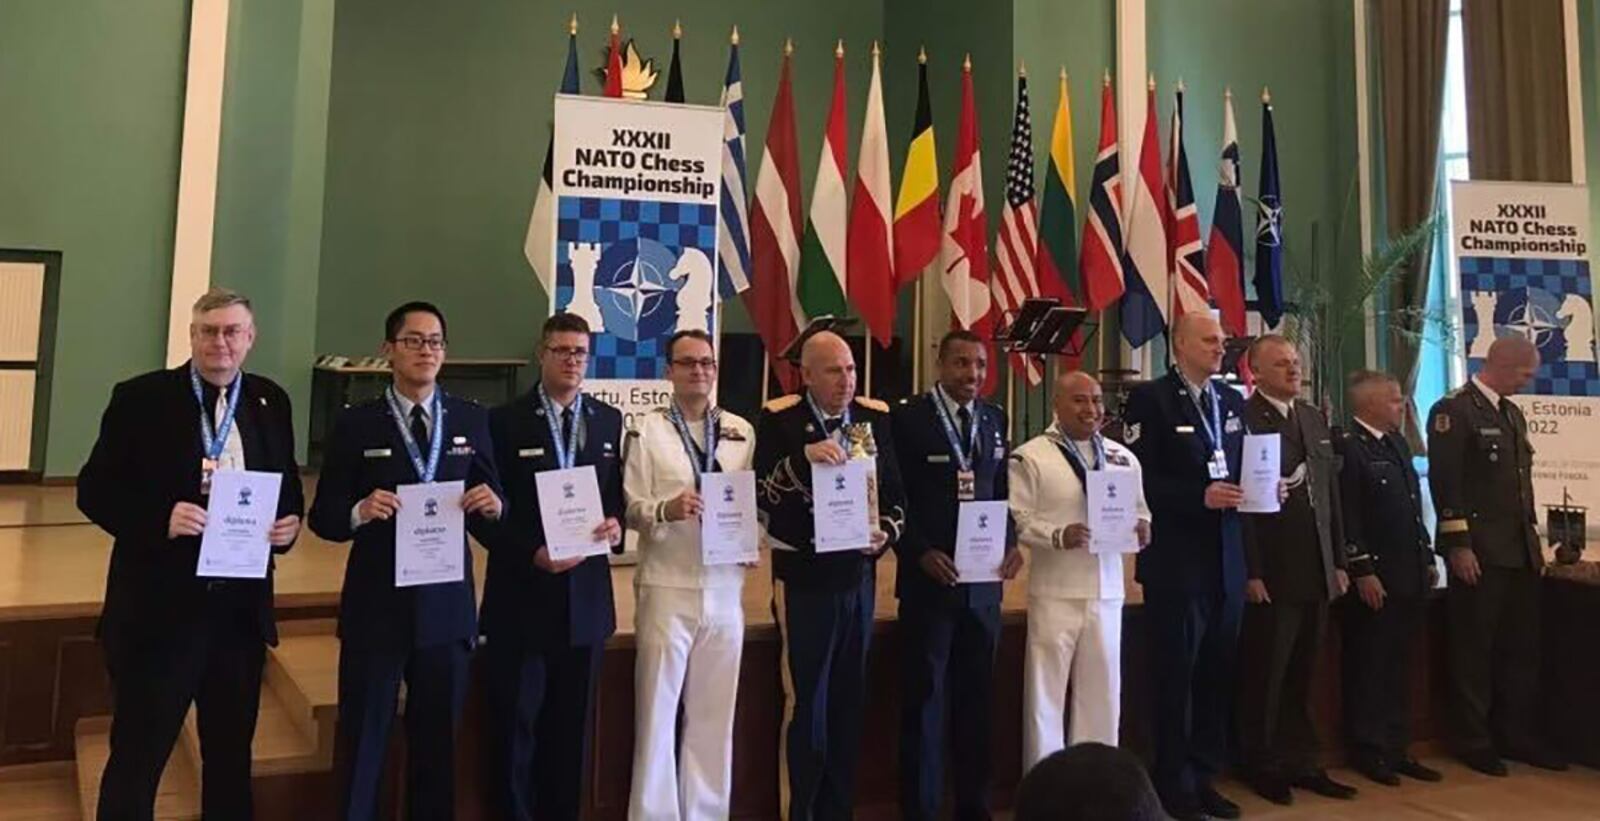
top-left (551, 94), bottom-right (724, 425)
top-left (1451, 180), bottom-right (1600, 524)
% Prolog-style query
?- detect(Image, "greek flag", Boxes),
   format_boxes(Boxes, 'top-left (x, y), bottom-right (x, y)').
top-left (717, 38), bottom-right (752, 298)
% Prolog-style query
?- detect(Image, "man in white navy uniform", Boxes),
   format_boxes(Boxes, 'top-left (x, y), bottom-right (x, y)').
top-left (1011, 370), bottom-right (1150, 769)
top-left (624, 329), bottom-right (757, 821)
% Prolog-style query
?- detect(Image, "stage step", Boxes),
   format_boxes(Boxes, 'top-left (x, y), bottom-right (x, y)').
top-left (74, 716), bottom-right (200, 820)
top-left (0, 761), bottom-right (80, 821)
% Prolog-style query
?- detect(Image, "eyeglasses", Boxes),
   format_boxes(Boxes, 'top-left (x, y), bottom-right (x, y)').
top-left (670, 357), bottom-right (718, 371)
top-left (546, 345), bottom-right (590, 363)
top-left (196, 324), bottom-right (250, 342)
top-left (393, 335), bottom-right (447, 352)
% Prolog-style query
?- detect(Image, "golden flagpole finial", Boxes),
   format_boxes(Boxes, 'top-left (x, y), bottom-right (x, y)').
top-left (918, 46), bottom-right (927, 64)
top-left (784, 38), bottom-right (794, 57)
top-left (1103, 67), bottom-right (1111, 86)
top-left (1060, 65), bottom-right (1068, 82)
top-left (1225, 86), bottom-right (1233, 99)
top-left (730, 25), bottom-right (739, 46)
top-left (1019, 60), bottom-right (1027, 78)
top-left (872, 40), bottom-right (880, 59)
top-left (1176, 77), bottom-right (1186, 93)
top-left (610, 14), bottom-right (619, 35)
top-left (963, 53), bottom-right (972, 72)
top-left (1262, 86), bottom-right (1272, 103)
top-left (1147, 73), bottom-right (1156, 91)
top-left (835, 39), bottom-right (844, 58)
top-left (568, 13), bottom-right (578, 36)
top-left (673, 19), bottom-right (682, 40)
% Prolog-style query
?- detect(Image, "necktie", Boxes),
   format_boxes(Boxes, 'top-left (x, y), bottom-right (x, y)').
top-left (409, 405), bottom-right (428, 449)
top-left (823, 417), bottom-right (842, 433)
top-left (957, 406), bottom-right (973, 454)
top-left (561, 407), bottom-right (575, 449)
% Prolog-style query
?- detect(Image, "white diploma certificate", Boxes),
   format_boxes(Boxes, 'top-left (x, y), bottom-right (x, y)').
top-left (954, 500), bottom-right (1008, 583)
top-left (1086, 470), bottom-right (1142, 555)
top-left (812, 460), bottom-right (872, 553)
top-left (700, 470), bottom-right (759, 566)
top-left (394, 480), bottom-right (466, 587)
top-left (197, 469), bottom-right (281, 579)
top-left (536, 466), bottom-right (610, 561)
top-left (1239, 433), bottom-right (1283, 514)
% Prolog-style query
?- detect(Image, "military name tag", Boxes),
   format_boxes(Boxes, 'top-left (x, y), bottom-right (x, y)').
top-left (362, 448), bottom-right (392, 458)
top-left (927, 454), bottom-right (951, 463)
top-left (518, 448), bottom-right (545, 458)
top-left (956, 470), bottom-right (976, 502)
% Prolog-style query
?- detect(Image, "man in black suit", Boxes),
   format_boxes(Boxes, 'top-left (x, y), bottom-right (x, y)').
top-left (1121, 312), bottom-right (1246, 821)
top-left (755, 330), bottom-right (906, 821)
top-left (308, 301), bottom-right (504, 821)
top-left (78, 287), bottom-right (305, 820)
top-left (480, 312), bottom-right (625, 821)
top-left (1235, 335), bottom-right (1354, 805)
top-left (1336, 370), bottom-right (1442, 786)
top-left (891, 329), bottom-right (1021, 821)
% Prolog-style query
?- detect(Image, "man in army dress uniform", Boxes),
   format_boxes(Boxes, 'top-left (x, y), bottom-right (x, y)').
top-left (1427, 336), bottom-right (1566, 775)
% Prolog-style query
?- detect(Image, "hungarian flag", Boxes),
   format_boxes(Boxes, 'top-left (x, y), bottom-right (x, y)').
top-left (1080, 73), bottom-right (1125, 312)
top-left (1036, 68), bottom-right (1079, 305)
top-left (716, 29), bottom-right (752, 298)
top-left (848, 43), bottom-right (895, 347)
top-left (1119, 78), bottom-right (1169, 347)
top-left (892, 51), bottom-right (940, 286)
top-left (993, 71), bottom-right (1047, 386)
top-left (745, 44), bottom-right (805, 390)
top-left (797, 43), bottom-right (850, 320)
top-left (604, 16), bottom-right (624, 98)
top-left (522, 18), bottom-right (582, 298)
top-left (1207, 89), bottom-right (1247, 336)
top-left (939, 57), bottom-right (996, 393)
top-left (1255, 88), bottom-right (1285, 328)
top-left (1167, 84), bottom-right (1209, 318)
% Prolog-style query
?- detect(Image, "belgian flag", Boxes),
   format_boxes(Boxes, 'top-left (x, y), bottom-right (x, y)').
top-left (892, 49), bottom-right (940, 287)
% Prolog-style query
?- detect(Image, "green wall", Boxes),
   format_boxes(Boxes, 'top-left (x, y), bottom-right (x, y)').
top-left (0, 0), bottom-right (189, 477)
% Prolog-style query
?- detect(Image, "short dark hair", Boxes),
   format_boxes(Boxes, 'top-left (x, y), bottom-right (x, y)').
top-left (1347, 369), bottom-right (1399, 404)
top-left (666, 329), bottom-right (715, 360)
top-left (1246, 333), bottom-right (1294, 370)
top-left (385, 301), bottom-right (447, 341)
top-left (541, 312), bottom-right (592, 342)
top-left (1014, 743), bottom-right (1169, 821)
top-left (938, 329), bottom-right (986, 360)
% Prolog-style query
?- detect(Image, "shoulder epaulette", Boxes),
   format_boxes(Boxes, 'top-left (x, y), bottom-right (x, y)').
top-left (764, 394), bottom-right (802, 412)
top-left (854, 396), bottom-right (889, 413)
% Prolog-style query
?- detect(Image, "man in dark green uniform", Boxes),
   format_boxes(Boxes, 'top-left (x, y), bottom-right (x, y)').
top-left (1426, 336), bottom-right (1565, 776)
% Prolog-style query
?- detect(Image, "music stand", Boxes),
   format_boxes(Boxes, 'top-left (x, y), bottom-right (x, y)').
top-left (997, 298), bottom-right (1061, 352)
top-left (1020, 307), bottom-right (1092, 357)
top-left (779, 315), bottom-right (860, 364)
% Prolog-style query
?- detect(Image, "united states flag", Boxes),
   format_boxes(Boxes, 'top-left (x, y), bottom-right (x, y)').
top-left (993, 73), bottom-right (1050, 386)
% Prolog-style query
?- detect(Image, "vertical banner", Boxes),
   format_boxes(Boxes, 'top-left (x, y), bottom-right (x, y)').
top-left (552, 95), bottom-right (724, 426)
top-left (1451, 180), bottom-right (1598, 521)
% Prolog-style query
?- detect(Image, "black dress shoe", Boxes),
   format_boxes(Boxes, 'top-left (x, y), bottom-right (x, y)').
top-left (1459, 748), bottom-right (1509, 777)
top-left (1352, 755), bottom-right (1401, 787)
top-left (1249, 775), bottom-right (1294, 806)
top-left (1292, 771), bottom-right (1358, 800)
top-left (1197, 785), bottom-right (1242, 819)
top-left (1393, 757), bottom-right (1443, 782)
top-left (1504, 745), bottom-right (1570, 771)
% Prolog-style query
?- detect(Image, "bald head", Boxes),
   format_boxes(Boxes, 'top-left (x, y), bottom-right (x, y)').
top-left (1054, 370), bottom-right (1104, 440)
top-left (800, 331), bottom-right (857, 414)
top-left (1171, 312), bottom-right (1225, 380)
top-left (1480, 335), bottom-right (1540, 396)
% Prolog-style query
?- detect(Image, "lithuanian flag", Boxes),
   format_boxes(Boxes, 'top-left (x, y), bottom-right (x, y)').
top-left (1036, 68), bottom-right (1079, 302)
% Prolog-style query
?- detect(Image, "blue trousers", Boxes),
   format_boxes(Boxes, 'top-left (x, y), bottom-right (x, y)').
top-left (1143, 590), bottom-right (1243, 810)
top-left (897, 598), bottom-right (1001, 821)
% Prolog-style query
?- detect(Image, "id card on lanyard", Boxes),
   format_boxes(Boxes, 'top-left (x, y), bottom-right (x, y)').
top-left (1196, 382), bottom-right (1229, 480)
top-left (930, 385), bottom-right (980, 501)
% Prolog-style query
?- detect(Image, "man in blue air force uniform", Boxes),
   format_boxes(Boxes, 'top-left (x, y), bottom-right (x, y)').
top-left (308, 301), bottom-right (504, 821)
top-left (755, 330), bottom-right (907, 821)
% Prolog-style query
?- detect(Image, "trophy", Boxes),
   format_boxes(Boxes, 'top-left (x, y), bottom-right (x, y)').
top-left (846, 422), bottom-right (880, 537)
top-left (1546, 487), bottom-right (1587, 565)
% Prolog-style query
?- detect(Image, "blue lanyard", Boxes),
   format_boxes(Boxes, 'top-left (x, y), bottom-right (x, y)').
top-left (930, 384), bottom-right (979, 472)
top-left (667, 401), bottom-right (720, 486)
top-left (538, 384), bottom-right (583, 469)
top-left (190, 366), bottom-right (242, 461)
top-left (804, 391), bottom-right (849, 446)
top-left (1180, 372), bottom-right (1224, 453)
top-left (1053, 430), bottom-right (1107, 474)
top-left (385, 386), bottom-right (445, 483)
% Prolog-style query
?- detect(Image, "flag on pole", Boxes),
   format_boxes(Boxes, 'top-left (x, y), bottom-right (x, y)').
top-left (848, 42), bottom-right (896, 347)
top-left (663, 21), bottom-right (684, 103)
top-left (745, 42), bottom-right (805, 389)
top-left (797, 42), bottom-right (850, 320)
top-left (604, 16), bottom-right (624, 98)
top-left (523, 16), bottom-right (582, 299)
top-left (715, 28), bottom-right (752, 298)
top-left (893, 49), bottom-right (940, 287)
top-left (1037, 67), bottom-right (1079, 304)
top-left (1080, 72), bottom-right (1125, 312)
top-left (1254, 88), bottom-right (1285, 328)
top-left (994, 69), bottom-right (1048, 386)
top-left (939, 56), bottom-right (997, 394)
top-left (1168, 82), bottom-right (1209, 318)
top-left (1207, 89), bottom-right (1247, 335)
top-left (1119, 77), bottom-right (1169, 347)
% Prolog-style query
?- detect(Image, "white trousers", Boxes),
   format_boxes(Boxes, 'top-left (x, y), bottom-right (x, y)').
top-left (628, 584), bottom-right (745, 821)
top-left (1022, 596), bottom-right (1123, 770)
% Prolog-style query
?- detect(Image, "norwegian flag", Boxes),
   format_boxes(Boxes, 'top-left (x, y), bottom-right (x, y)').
top-left (993, 73), bottom-right (1053, 386)
top-left (1167, 85), bottom-right (1209, 317)
top-left (1079, 74), bottom-right (1125, 312)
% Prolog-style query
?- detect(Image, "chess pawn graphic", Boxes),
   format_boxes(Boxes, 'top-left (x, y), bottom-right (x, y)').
top-left (846, 423), bottom-right (880, 541)
top-left (566, 241), bottom-right (606, 329)
top-left (670, 247), bottom-right (714, 333)
top-left (1558, 294), bottom-right (1596, 363)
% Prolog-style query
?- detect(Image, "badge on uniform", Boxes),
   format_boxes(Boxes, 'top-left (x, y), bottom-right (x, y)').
top-left (1434, 413), bottom-right (1451, 433)
top-left (1207, 449), bottom-right (1229, 480)
top-left (363, 448), bottom-right (392, 458)
top-left (956, 470), bottom-right (976, 501)
top-left (1225, 417), bottom-right (1243, 434)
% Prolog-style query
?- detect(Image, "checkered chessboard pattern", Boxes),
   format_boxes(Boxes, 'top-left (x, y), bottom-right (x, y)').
top-left (555, 196), bottom-right (718, 380)
top-left (1460, 255), bottom-right (1599, 396)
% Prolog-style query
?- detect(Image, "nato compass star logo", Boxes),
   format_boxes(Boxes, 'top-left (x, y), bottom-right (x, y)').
top-left (424, 498), bottom-right (439, 517)
top-left (1256, 196), bottom-right (1283, 247)
top-left (595, 237), bottom-right (681, 342)
top-left (1495, 286), bottom-right (1564, 359)
top-left (237, 486), bottom-right (253, 507)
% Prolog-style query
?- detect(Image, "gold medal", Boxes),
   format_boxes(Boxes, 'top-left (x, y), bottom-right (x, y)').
top-left (200, 457), bottom-right (218, 495)
top-left (956, 470), bottom-right (976, 501)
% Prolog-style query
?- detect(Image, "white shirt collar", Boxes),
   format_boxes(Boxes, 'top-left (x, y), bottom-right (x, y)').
top-left (1259, 391), bottom-right (1294, 419)
top-left (936, 384), bottom-right (976, 419)
top-left (541, 384), bottom-right (580, 413)
top-left (391, 387), bottom-right (435, 420)
top-left (1471, 375), bottom-right (1502, 408)
top-left (1354, 416), bottom-right (1390, 440)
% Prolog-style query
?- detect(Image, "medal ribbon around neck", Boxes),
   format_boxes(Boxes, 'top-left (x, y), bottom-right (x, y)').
top-left (190, 365), bottom-right (242, 463)
top-left (930, 384), bottom-right (980, 472)
top-left (385, 386), bottom-right (445, 483)
top-left (538, 383), bottom-right (584, 469)
top-left (805, 391), bottom-right (850, 447)
top-left (667, 400), bottom-right (720, 488)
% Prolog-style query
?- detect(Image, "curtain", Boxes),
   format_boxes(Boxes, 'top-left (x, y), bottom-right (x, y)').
top-left (1376, 0), bottom-right (1449, 447)
top-left (1461, 0), bottom-right (1572, 182)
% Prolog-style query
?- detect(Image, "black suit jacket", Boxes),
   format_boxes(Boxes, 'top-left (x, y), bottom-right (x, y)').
top-left (890, 393), bottom-right (1014, 607)
top-left (481, 390), bottom-right (625, 649)
top-left (1335, 422), bottom-right (1434, 597)
top-left (1124, 370), bottom-right (1247, 596)
top-left (307, 393), bottom-right (501, 651)
top-left (77, 364), bottom-right (304, 654)
top-left (1239, 393), bottom-right (1347, 602)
